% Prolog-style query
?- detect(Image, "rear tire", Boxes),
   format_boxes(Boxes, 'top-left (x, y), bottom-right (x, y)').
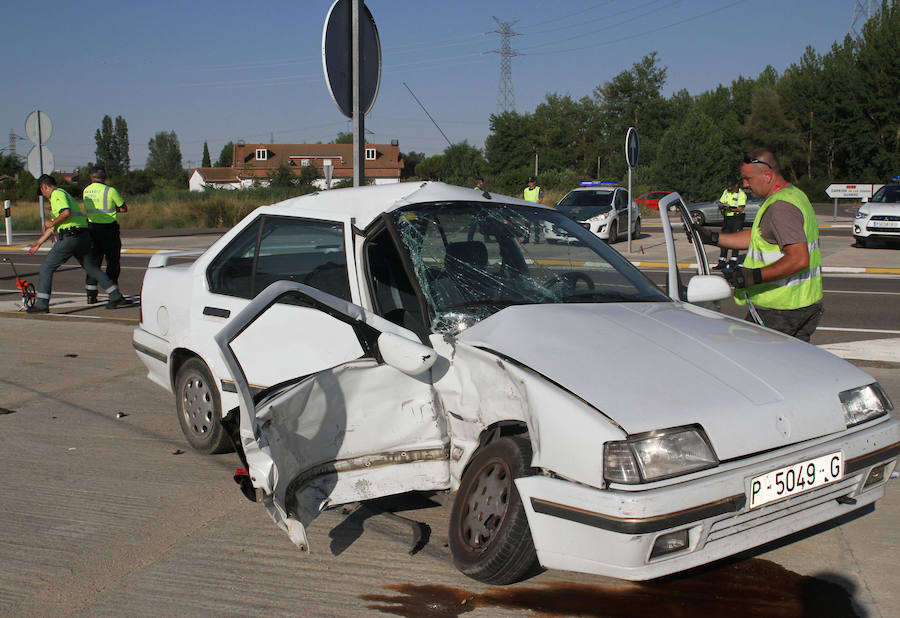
top-left (449, 436), bottom-right (539, 585)
top-left (23, 283), bottom-right (36, 308)
top-left (175, 358), bottom-right (232, 454)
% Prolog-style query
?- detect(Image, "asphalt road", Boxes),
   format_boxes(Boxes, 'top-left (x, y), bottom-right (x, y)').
top-left (1, 224), bottom-right (898, 616)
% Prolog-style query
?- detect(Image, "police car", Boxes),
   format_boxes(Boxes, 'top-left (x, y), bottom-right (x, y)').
top-left (133, 183), bottom-right (899, 585)
top-left (548, 181), bottom-right (641, 243)
top-left (854, 183), bottom-right (900, 247)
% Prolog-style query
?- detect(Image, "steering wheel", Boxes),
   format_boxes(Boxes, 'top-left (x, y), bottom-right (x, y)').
top-left (543, 271), bottom-right (595, 293)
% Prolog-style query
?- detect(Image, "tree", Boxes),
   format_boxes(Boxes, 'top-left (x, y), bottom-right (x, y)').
top-left (146, 131), bottom-right (183, 179)
top-left (485, 111), bottom-right (535, 174)
top-left (202, 141), bottom-right (211, 167)
top-left (415, 155), bottom-right (444, 180)
top-left (400, 151), bottom-right (424, 179)
top-left (94, 115), bottom-right (130, 176)
top-left (332, 131), bottom-right (353, 144)
top-left (439, 141), bottom-right (486, 187)
top-left (215, 141), bottom-right (233, 167)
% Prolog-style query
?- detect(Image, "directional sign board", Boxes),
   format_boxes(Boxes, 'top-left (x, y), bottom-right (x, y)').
top-left (322, 0), bottom-right (382, 118)
top-left (625, 127), bottom-right (639, 168)
top-left (826, 183), bottom-right (873, 199)
top-left (26, 145), bottom-right (54, 178)
top-left (25, 110), bottom-right (52, 144)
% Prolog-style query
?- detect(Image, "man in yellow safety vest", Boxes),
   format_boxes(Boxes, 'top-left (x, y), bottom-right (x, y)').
top-left (82, 166), bottom-right (128, 303)
top-left (715, 179), bottom-right (747, 270)
top-left (693, 148), bottom-right (823, 341)
top-left (522, 176), bottom-right (544, 243)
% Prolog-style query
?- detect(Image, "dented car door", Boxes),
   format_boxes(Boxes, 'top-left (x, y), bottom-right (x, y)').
top-left (216, 280), bottom-right (451, 551)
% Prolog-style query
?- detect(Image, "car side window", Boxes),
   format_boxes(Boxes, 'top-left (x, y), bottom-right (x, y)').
top-left (207, 216), bottom-right (351, 301)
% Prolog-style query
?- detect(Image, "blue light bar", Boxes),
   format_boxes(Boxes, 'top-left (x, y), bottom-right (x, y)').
top-left (579, 180), bottom-right (619, 186)
top-left (893, 174), bottom-right (900, 182)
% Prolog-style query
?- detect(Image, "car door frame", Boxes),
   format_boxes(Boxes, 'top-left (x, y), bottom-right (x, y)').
top-left (215, 279), bottom-right (451, 551)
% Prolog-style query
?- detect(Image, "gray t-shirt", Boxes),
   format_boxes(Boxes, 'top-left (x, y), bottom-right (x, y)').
top-left (758, 200), bottom-right (807, 249)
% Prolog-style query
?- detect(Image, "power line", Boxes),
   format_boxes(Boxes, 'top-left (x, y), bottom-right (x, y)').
top-left (488, 17), bottom-right (522, 114)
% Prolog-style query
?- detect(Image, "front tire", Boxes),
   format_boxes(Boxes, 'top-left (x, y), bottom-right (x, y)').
top-left (606, 220), bottom-right (618, 244)
top-left (691, 211), bottom-right (705, 226)
top-left (854, 236), bottom-right (868, 248)
top-left (633, 217), bottom-right (641, 239)
top-left (448, 436), bottom-right (539, 585)
top-left (175, 358), bottom-right (232, 454)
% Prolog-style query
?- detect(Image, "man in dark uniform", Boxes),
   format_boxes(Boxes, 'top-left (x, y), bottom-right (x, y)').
top-left (82, 166), bottom-right (128, 303)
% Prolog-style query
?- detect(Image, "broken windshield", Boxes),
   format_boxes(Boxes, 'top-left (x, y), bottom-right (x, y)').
top-left (393, 202), bottom-right (667, 334)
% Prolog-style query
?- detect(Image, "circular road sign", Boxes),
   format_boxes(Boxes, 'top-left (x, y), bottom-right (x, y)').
top-left (25, 110), bottom-right (53, 144)
top-left (322, 0), bottom-right (382, 118)
top-left (625, 127), bottom-right (639, 168)
top-left (27, 145), bottom-right (54, 178)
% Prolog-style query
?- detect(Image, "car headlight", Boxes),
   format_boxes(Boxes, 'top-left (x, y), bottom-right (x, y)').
top-left (840, 383), bottom-right (893, 426)
top-left (854, 209), bottom-right (868, 219)
top-left (603, 425), bottom-right (718, 484)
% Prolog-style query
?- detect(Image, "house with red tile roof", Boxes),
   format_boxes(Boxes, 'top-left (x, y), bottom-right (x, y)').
top-left (189, 141), bottom-right (404, 191)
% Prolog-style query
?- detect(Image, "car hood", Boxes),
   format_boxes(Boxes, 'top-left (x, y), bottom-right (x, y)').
top-left (456, 303), bottom-right (871, 460)
top-left (862, 203), bottom-right (900, 215)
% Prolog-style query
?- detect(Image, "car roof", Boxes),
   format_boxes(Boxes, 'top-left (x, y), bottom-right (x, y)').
top-left (252, 181), bottom-right (535, 229)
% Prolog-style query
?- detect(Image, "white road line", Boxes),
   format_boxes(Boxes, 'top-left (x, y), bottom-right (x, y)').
top-left (818, 337), bottom-right (900, 363)
top-left (825, 290), bottom-right (900, 295)
top-left (817, 327), bottom-right (900, 334)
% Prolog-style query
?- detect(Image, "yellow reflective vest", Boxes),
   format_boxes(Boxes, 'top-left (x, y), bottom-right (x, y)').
top-left (49, 188), bottom-right (88, 231)
top-left (523, 186), bottom-right (541, 202)
top-left (719, 189), bottom-right (747, 216)
top-left (735, 185), bottom-right (822, 310)
top-left (83, 182), bottom-right (124, 223)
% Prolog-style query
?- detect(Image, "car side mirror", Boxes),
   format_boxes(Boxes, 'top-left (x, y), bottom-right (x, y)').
top-left (377, 331), bottom-right (437, 376)
top-left (686, 275), bottom-right (731, 303)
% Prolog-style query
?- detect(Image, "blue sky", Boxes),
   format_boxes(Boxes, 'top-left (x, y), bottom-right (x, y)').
top-left (3, 0), bottom-right (862, 172)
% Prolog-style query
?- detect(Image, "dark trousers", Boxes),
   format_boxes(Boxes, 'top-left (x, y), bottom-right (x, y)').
top-left (85, 221), bottom-right (122, 291)
top-left (719, 213), bottom-right (746, 261)
top-left (746, 300), bottom-right (824, 343)
top-left (36, 231), bottom-right (119, 308)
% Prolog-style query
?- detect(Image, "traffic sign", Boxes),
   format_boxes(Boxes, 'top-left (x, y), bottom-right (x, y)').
top-left (322, 0), bottom-right (382, 118)
top-left (26, 145), bottom-right (54, 178)
top-left (25, 110), bottom-right (52, 144)
top-left (625, 127), bottom-right (639, 168)
top-left (826, 183), bottom-right (872, 199)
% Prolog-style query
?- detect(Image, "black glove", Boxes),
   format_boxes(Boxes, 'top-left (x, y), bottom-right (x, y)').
top-left (692, 224), bottom-right (719, 246)
top-left (724, 267), bottom-right (763, 289)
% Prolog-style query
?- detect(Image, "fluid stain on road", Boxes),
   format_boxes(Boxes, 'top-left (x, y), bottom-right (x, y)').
top-left (361, 558), bottom-right (858, 617)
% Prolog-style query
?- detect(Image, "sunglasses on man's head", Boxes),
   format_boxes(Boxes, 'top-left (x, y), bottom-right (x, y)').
top-left (742, 153), bottom-right (773, 169)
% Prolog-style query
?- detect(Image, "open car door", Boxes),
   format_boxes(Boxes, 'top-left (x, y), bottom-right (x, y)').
top-left (658, 192), bottom-right (730, 306)
top-left (215, 280), bottom-right (451, 551)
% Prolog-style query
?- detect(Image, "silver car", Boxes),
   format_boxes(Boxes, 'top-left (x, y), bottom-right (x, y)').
top-left (688, 198), bottom-right (762, 226)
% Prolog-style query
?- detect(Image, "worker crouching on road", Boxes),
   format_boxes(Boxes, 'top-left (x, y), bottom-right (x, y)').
top-left (693, 147), bottom-right (823, 342)
top-left (26, 174), bottom-right (126, 314)
top-left (82, 165), bottom-right (127, 304)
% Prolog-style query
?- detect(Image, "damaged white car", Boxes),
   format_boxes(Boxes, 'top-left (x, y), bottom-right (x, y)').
top-left (135, 182), bottom-right (899, 584)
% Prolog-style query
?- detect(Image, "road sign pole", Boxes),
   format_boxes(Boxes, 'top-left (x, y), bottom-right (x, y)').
top-left (37, 111), bottom-right (46, 229)
top-left (352, 0), bottom-right (364, 187)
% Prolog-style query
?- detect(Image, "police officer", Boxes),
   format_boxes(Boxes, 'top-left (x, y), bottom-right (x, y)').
top-left (715, 180), bottom-right (747, 270)
top-left (522, 176), bottom-right (544, 243)
top-left (26, 175), bottom-right (126, 313)
top-left (82, 166), bottom-right (128, 303)
top-left (693, 148), bottom-right (823, 341)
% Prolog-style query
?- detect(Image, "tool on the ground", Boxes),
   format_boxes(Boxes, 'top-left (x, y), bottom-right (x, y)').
top-left (2, 257), bottom-right (37, 309)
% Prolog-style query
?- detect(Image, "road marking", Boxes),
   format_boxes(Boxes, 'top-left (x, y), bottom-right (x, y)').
top-left (825, 290), bottom-right (900, 295)
top-left (817, 327), bottom-right (900, 334)
top-left (818, 337), bottom-right (900, 364)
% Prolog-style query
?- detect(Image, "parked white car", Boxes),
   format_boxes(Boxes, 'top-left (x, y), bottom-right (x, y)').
top-left (134, 183), bottom-right (898, 584)
top-left (854, 183), bottom-right (900, 247)
top-left (546, 182), bottom-right (640, 243)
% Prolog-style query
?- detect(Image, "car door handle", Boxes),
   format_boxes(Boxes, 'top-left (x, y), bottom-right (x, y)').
top-left (203, 306), bottom-right (231, 318)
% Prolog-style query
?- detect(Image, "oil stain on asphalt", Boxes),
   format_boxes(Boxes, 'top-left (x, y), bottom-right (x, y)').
top-left (361, 558), bottom-right (858, 617)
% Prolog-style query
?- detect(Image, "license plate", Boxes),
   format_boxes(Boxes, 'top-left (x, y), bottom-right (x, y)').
top-left (749, 452), bottom-right (843, 509)
top-left (870, 220), bottom-right (900, 228)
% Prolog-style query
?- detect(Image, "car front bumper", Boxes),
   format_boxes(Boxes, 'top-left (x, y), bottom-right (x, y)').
top-left (855, 217), bottom-right (900, 239)
top-left (515, 417), bottom-right (900, 581)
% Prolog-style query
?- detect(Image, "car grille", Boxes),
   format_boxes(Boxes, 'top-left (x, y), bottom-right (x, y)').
top-left (705, 472), bottom-right (861, 545)
top-left (871, 215), bottom-right (900, 221)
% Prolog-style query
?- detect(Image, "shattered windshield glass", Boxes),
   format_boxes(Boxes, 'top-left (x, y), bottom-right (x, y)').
top-left (393, 202), bottom-right (667, 334)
